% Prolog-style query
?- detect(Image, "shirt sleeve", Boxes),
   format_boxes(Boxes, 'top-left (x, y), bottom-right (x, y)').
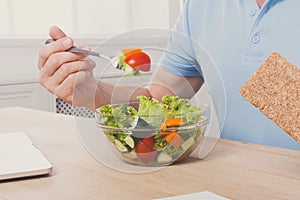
top-left (159, 0), bottom-right (203, 77)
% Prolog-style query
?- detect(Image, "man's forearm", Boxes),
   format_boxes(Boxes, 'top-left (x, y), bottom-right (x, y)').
top-left (94, 80), bottom-right (152, 110)
top-left (93, 67), bottom-right (204, 110)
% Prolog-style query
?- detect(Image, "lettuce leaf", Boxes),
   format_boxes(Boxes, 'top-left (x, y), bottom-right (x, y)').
top-left (137, 95), bottom-right (167, 127)
top-left (99, 95), bottom-right (202, 128)
top-left (162, 95), bottom-right (202, 124)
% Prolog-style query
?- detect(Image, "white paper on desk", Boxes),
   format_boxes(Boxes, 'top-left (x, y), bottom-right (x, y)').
top-left (154, 191), bottom-right (230, 200)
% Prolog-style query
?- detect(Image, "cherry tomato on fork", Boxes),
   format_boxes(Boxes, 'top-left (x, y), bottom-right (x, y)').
top-left (118, 48), bottom-right (151, 72)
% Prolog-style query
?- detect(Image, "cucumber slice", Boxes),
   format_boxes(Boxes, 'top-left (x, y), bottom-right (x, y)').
top-left (114, 139), bottom-right (128, 152)
top-left (123, 151), bottom-right (137, 160)
top-left (130, 116), bottom-right (139, 128)
top-left (124, 135), bottom-right (135, 148)
top-left (157, 152), bottom-right (173, 163)
top-left (181, 137), bottom-right (196, 152)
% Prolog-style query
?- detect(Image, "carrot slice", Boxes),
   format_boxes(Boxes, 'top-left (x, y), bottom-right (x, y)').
top-left (165, 131), bottom-right (177, 143)
top-left (160, 129), bottom-right (177, 135)
top-left (169, 134), bottom-right (184, 148)
top-left (160, 123), bottom-right (167, 131)
top-left (121, 48), bottom-right (142, 57)
top-left (160, 118), bottom-right (183, 131)
top-left (165, 131), bottom-right (184, 148)
top-left (165, 118), bottom-right (183, 127)
top-left (160, 131), bottom-right (170, 135)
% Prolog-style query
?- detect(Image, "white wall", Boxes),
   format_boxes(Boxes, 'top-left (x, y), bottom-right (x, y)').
top-left (0, 0), bottom-right (181, 38)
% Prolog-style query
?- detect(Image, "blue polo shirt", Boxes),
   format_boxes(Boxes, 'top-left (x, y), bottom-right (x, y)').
top-left (160, 0), bottom-right (300, 150)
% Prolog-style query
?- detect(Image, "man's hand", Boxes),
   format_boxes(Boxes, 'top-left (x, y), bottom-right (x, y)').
top-left (37, 26), bottom-right (203, 111)
top-left (37, 26), bottom-right (97, 109)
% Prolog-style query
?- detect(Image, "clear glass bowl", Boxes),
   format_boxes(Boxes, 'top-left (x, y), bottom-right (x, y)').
top-left (95, 104), bottom-right (210, 166)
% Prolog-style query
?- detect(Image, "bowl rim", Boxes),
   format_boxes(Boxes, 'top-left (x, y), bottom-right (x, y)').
top-left (95, 103), bottom-right (210, 118)
top-left (97, 119), bottom-right (210, 132)
top-left (95, 104), bottom-right (210, 132)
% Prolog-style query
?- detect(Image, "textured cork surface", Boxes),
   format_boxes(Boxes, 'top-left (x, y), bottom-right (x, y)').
top-left (240, 52), bottom-right (300, 143)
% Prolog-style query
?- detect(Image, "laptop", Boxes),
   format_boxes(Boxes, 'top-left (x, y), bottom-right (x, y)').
top-left (0, 132), bottom-right (52, 181)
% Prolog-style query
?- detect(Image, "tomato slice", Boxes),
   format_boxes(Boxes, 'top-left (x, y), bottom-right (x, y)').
top-left (141, 136), bottom-right (154, 148)
top-left (135, 136), bottom-right (157, 164)
top-left (124, 51), bottom-right (151, 72)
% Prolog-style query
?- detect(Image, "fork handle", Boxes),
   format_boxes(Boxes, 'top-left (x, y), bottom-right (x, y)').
top-left (45, 39), bottom-right (100, 57)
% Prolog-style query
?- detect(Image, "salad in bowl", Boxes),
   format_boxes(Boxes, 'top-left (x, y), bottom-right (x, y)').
top-left (95, 95), bottom-right (210, 166)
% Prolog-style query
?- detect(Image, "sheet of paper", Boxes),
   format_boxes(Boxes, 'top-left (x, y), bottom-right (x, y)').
top-left (155, 191), bottom-right (230, 200)
top-left (0, 132), bottom-right (52, 180)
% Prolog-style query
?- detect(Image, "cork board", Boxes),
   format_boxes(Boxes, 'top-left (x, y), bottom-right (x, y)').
top-left (240, 52), bottom-right (300, 143)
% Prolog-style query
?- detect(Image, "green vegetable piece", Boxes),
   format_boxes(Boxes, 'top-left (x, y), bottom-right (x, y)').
top-left (136, 95), bottom-right (152, 116)
top-left (122, 151), bottom-right (138, 160)
top-left (162, 95), bottom-right (203, 124)
top-left (108, 104), bottom-right (138, 128)
top-left (124, 135), bottom-right (135, 149)
top-left (157, 152), bottom-right (173, 163)
top-left (127, 106), bottom-right (138, 116)
top-left (99, 104), bottom-right (113, 115)
top-left (136, 95), bottom-right (167, 127)
top-left (181, 137), bottom-right (196, 152)
top-left (114, 139), bottom-right (128, 152)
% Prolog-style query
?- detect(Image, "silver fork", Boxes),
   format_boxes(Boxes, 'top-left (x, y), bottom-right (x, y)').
top-left (45, 39), bottom-right (123, 70)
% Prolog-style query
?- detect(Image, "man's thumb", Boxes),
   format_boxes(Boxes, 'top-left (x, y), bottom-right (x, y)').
top-left (49, 26), bottom-right (67, 40)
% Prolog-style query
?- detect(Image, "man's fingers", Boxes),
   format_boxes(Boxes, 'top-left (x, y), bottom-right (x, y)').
top-left (55, 70), bottom-right (93, 104)
top-left (47, 59), bottom-right (96, 87)
top-left (38, 37), bottom-right (74, 69)
top-left (40, 47), bottom-right (90, 79)
top-left (38, 25), bottom-right (70, 69)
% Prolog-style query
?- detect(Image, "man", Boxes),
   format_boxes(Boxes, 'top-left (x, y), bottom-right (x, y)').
top-left (38, 0), bottom-right (300, 150)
